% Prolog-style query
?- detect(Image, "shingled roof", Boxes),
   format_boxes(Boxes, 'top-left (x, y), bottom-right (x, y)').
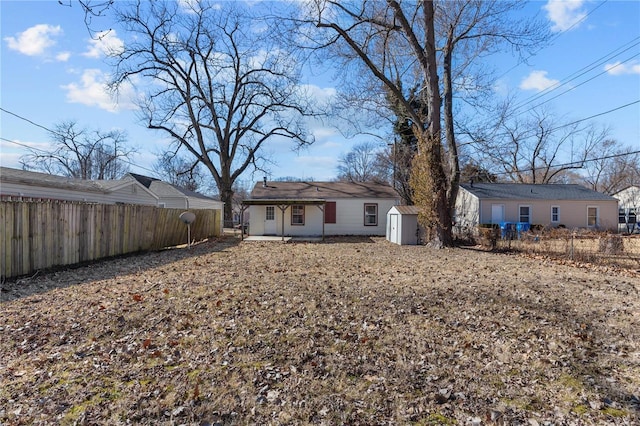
top-left (460, 183), bottom-right (616, 201)
top-left (248, 181), bottom-right (398, 201)
top-left (1, 166), bottom-right (126, 193)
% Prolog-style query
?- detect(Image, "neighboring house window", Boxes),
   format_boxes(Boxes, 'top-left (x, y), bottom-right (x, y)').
top-left (158, 203), bottom-right (166, 208)
top-left (619, 208), bottom-right (626, 224)
top-left (325, 201), bottom-right (336, 224)
top-left (551, 206), bottom-right (560, 223)
top-left (292, 205), bottom-right (305, 225)
top-left (587, 206), bottom-right (598, 227)
top-left (519, 205), bottom-right (531, 223)
top-left (629, 208), bottom-right (637, 224)
top-left (266, 206), bottom-right (275, 221)
top-left (364, 203), bottom-right (378, 226)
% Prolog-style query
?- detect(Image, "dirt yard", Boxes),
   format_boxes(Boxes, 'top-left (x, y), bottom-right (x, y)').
top-left (1, 236), bottom-right (639, 425)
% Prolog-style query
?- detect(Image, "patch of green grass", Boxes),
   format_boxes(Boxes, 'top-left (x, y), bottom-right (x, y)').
top-left (602, 407), bottom-right (628, 417)
top-left (572, 404), bottom-right (589, 415)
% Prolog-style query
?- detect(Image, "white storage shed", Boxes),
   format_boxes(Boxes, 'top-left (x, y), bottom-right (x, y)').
top-left (386, 205), bottom-right (422, 245)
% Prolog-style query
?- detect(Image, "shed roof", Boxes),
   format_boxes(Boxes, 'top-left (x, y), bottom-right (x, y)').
top-left (248, 181), bottom-right (398, 200)
top-left (460, 183), bottom-right (616, 201)
top-left (390, 205), bottom-right (421, 215)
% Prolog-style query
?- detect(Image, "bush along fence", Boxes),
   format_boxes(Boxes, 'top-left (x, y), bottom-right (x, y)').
top-left (1, 201), bottom-right (221, 280)
top-left (474, 225), bottom-right (640, 271)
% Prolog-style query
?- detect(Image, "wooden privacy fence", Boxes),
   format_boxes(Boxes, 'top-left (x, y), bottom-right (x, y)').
top-left (1, 201), bottom-right (221, 280)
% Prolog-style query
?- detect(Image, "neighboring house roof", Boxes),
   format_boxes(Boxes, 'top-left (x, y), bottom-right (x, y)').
top-left (126, 173), bottom-right (215, 201)
top-left (1, 166), bottom-right (129, 194)
top-left (390, 205), bottom-right (421, 215)
top-left (247, 181), bottom-right (399, 201)
top-left (459, 183), bottom-right (616, 201)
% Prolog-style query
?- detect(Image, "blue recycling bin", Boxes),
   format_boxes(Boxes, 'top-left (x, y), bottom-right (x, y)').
top-left (500, 222), bottom-right (515, 239)
top-left (516, 222), bottom-right (530, 238)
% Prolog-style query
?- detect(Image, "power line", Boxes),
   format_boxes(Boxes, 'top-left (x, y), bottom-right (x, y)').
top-left (513, 37), bottom-right (640, 113)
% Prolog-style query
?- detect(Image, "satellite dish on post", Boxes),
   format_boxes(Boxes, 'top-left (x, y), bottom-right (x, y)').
top-left (179, 211), bottom-right (197, 249)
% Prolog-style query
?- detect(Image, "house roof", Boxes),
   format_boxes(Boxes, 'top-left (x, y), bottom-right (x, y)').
top-left (1, 166), bottom-right (113, 193)
top-left (460, 183), bottom-right (617, 201)
top-left (125, 173), bottom-right (215, 201)
top-left (247, 181), bottom-right (399, 201)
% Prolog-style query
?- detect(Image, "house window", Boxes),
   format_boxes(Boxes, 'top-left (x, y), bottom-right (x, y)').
top-left (325, 201), bottom-right (336, 224)
top-left (291, 205), bottom-right (305, 225)
top-left (629, 208), bottom-right (636, 224)
top-left (619, 208), bottom-right (627, 224)
top-left (519, 205), bottom-right (531, 223)
top-left (266, 206), bottom-right (275, 221)
top-left (587, 206), bottom-right (598, 227)
top-left (551, 206), bottom-right (560, 223)
top-left (364, 203), bottom-right (378, 226)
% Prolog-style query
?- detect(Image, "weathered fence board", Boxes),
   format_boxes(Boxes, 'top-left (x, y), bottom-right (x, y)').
top-left (1, 201), bottom-right (221, 279)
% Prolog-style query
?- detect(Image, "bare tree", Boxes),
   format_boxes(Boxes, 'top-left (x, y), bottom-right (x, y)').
top-left (153, 152), bottom-right (208, 194)
top-left (109, 1), bottom-right (318, 226)
top-left (580, 140), bottom-right (640, 195)
top-left (337, 142), bottom-right (387, 183)
top-left (292, 1), bottom-right (547, 246)
top-left (20, 120), bottom-right (133, 179)
top-left (476, 108), bottom-right (608, 184)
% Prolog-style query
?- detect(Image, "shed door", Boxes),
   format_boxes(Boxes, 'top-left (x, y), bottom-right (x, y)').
top-left (491, 204), bottom-right (505, 224)
top-left (390, 214), bottom-right (399, 244)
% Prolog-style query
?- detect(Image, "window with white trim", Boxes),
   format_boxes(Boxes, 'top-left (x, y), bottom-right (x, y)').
top-left (587, 206), bottom-right (598, 227)
top-left (291, 205), bottom-right (305, 225)
top-left (519, 205), bottom-right (531, 223)
top-left (364, 203), bottom-right (378, 226)
top-left (551, 206), bottom-right (560, 223)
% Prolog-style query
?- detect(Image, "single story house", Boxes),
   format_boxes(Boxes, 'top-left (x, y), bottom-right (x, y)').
top-left (613, 185), bottom-right (639, 233)
top-left (455, 183), bottom-right (619, 233)
top-left (242, 180), bottom-right (400, 239)
top-left (124, 173), bottom-right (223, 210)
top-left (0, 166), bottom-right (158, 205)
top-left (386, 205), bottom-right (423, 245)
top-left (125, 173), bottom-right (224, 230)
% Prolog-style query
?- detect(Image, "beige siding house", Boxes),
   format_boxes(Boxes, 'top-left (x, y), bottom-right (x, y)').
top-left (455, 183), bottom-right (619, 233)
top-left (0, 167), bottom-right (158, 205)
top-left (243, 181), bottom-right (400, 238)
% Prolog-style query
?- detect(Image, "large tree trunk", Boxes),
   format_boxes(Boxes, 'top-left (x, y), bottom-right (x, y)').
top-left (421, 1), bottom-right (453, 247)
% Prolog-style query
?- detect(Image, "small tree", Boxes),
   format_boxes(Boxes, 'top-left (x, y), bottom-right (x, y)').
top-left (20, 120), bottom-right (134, 179)
top-left (336, 142), bottom-right (387, 183)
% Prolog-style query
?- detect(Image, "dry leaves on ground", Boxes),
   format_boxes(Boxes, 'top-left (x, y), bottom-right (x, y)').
top-left (1, 236), bottom-right (639, 425)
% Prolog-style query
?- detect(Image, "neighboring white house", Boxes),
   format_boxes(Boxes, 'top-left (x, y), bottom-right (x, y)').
top-left (386, 205), bottom-right (423, 245)
top-left (124, 173), bottom-right (224, 230)
top-left (243, 180), bottom-right (400, 238)
top-left (455, 183), bottom-right (619, 233)
top-left (613, 185), bottom-right (640, 233)
top-left (0, 166), bottom-right (158, 205)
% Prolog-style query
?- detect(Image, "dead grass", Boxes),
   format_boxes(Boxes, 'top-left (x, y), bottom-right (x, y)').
top-left (1, 236), bottom-right (639, 425)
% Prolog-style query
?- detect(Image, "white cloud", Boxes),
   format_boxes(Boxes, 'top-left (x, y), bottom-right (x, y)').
top-left (61, 69), bottom-right (138, 112)
top-left (56, 51), bottom-right (71, 62)
top-left (604, 61), bottom-right (640, 76)
top-left (4, 24), bottom-right (62, 56)
top-left (83, 30), bottom-right (124, 58)
top-left (543, 0), bottom-right (587, 32)
top-left (519, 70), bottom-right (560, 92)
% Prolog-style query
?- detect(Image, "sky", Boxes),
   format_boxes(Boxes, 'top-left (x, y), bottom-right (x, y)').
top-left (1, 0), bottom-right (639, 189)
